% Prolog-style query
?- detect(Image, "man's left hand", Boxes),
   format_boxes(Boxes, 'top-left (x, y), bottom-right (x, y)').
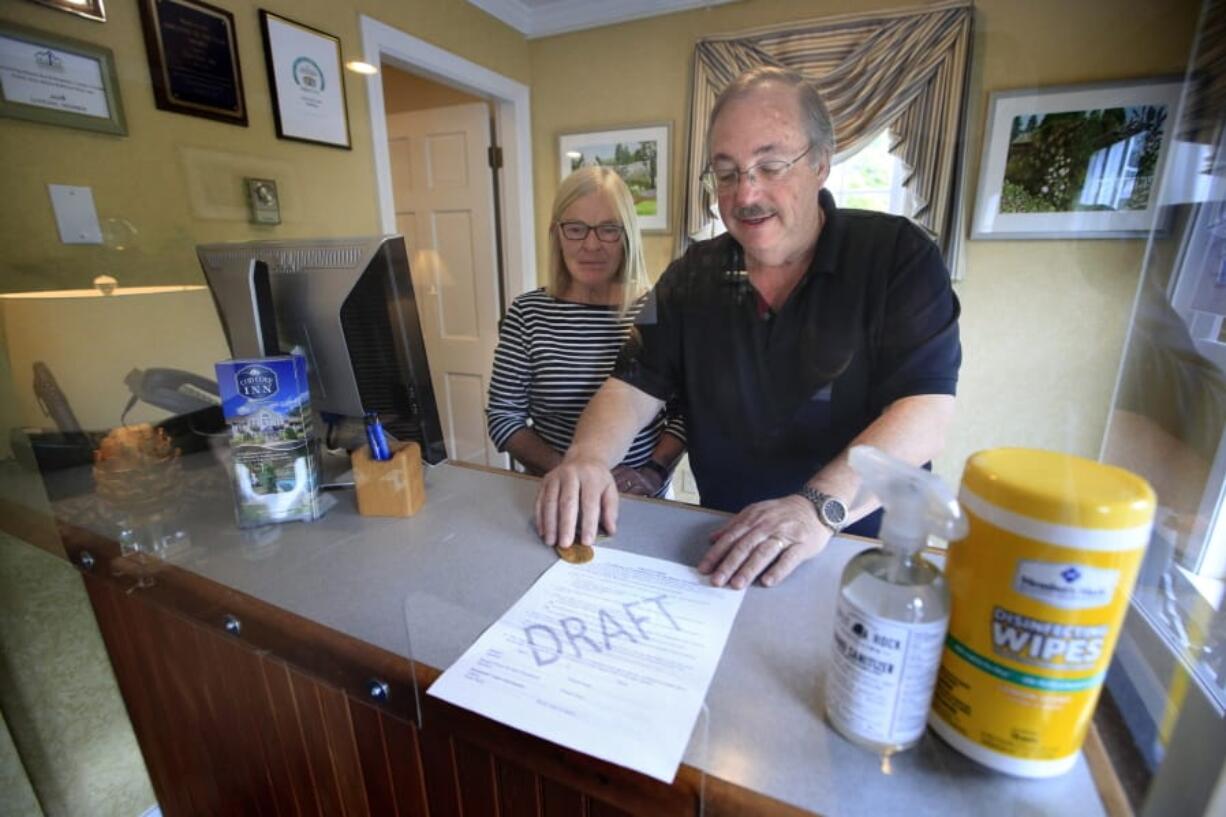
top-left (697, 495), bottom-right (831, 589)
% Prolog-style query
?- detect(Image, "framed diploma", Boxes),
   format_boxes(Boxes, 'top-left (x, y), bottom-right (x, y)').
top-left (137, 0), bottom-right (247, 126)
top-left (259, 11), bottom-right (351, 149)
top-left (0, 22), bottom-right (126, 135)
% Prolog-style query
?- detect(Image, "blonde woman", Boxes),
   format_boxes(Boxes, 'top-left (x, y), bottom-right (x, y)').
top-left (486, 167), bottom-right (685, 495)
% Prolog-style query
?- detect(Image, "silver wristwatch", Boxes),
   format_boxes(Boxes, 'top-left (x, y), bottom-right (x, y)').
top-left (794, 486), bottom-right (848, 534)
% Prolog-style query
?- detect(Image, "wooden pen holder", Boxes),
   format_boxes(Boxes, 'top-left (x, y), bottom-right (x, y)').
top-left (352, 441), bottom-right (426, 517)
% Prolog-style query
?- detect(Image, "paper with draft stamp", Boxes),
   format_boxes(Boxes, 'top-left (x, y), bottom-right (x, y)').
top-left (426, 547), bottom-right (746, 782)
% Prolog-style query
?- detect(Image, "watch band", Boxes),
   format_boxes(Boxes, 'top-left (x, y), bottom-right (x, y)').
top-left (794, 486), bottom-right (848, 534)
top-left (640, 460), bottom-right (671, 482)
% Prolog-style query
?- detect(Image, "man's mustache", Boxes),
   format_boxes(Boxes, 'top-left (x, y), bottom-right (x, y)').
top-left (732, 204), bottom-right (775, 220)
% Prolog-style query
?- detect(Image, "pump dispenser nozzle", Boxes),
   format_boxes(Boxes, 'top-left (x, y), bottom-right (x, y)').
top-left (849, 445), bottom-right (967, 553)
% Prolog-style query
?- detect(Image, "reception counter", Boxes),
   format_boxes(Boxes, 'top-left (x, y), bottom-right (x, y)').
top-left (12, 456), bottom-right (1123, 816)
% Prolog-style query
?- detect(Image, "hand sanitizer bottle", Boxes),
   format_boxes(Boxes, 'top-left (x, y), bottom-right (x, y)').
top-left (825, 445), bottom-right (968, 755)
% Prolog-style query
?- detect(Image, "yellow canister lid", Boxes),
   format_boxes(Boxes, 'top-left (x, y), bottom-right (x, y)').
top-left (961, 448), bottom-right (1155, 530)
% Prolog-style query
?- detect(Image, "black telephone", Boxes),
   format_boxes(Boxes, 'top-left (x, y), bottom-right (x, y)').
top-left (33, 360), bottom-right (83, 433)
top-left (122, 367), bottom-right (220, 421)
top-left (20, 364), bottom-right (223, 482)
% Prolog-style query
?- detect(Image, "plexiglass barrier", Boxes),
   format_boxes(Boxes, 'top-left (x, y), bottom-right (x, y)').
top-left (1096, 1), bottom-right (1226, 808)
top-left (2, 0), bottom-right (1225, 813)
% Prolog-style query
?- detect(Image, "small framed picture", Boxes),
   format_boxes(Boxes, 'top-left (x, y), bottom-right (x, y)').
top-left (23, 0), bottom-right (106, 23)
top-left (559, 123), bottom-right (670, 232)
top-left (972, 77), bottom-right (1183, 239)
top-left (0, 21), bottom-right (126, 135)
top-left (259, 10), bottom-right (351, 149)
top-left (137, 0), bottom-right (247, 126)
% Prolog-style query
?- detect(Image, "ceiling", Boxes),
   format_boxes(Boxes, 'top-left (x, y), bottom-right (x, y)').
top-left (466, 0), bottom-right (739, 39)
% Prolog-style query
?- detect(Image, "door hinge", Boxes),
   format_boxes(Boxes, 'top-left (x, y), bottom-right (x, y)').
top-left (487, 146), bottom-right (503, 169)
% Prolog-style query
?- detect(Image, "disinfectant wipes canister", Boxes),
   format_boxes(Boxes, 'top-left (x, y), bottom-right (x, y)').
top-left (928, 448), bottom-right (1155, 777)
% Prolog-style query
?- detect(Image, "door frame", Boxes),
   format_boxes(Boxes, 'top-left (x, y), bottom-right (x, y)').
top-left (359, 15), bottom-right (536, 304)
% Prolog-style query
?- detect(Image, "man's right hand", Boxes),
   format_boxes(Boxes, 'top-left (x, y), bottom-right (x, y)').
top-left (535, 456), bottom-right (620, 548)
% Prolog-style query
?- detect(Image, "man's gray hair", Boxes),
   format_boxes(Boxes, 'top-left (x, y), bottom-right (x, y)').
top-left (707, 66), bottom-right (836, 164)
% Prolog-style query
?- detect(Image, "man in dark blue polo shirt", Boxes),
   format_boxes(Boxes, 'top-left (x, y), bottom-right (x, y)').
top-left (535, 66), bottom-right (961, 590)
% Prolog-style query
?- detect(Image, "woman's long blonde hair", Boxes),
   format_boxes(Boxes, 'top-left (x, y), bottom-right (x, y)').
top-left (547, 166), bottom-right (648, 314)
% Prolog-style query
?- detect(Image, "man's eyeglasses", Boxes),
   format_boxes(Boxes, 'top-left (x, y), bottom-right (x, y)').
top-left (702, 143), bottom-right (815, 194)
top-left (557, 221), bottom-right (624, 243)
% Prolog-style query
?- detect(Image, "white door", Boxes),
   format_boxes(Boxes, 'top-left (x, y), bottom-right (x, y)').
top-left (387, 103), bottom-right (504, 466)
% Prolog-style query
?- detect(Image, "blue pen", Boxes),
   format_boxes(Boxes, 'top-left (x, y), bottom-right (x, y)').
top-left (364, 411), bottom-right (392, 461)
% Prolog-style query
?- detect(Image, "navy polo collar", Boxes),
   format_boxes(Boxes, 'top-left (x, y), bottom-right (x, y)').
top-left (809, 188), bottom-right (843, 277)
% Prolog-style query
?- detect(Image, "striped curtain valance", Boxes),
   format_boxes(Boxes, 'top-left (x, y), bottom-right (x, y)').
top-left (1180, 0), bottom-right (1225, 158)
top-left (684, 1), bottom-right (973, 260)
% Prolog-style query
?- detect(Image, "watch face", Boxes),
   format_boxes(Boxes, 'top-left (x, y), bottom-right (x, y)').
top-left (821, 498), bottom-right (847, 526)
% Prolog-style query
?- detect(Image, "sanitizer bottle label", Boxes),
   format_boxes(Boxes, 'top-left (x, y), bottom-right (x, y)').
top-left (828, 595), bottom-right (948, 745)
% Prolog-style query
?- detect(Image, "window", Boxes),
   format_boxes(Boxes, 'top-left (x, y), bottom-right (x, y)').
top-left (824, 129), bottom-right (908, 215)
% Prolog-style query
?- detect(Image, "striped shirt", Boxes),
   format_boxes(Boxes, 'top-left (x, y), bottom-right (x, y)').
top-left (487, 289), bottom-right (685, 469)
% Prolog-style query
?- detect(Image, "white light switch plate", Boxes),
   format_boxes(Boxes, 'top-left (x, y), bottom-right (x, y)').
top-left (48, 184), bottom-right (103, 244)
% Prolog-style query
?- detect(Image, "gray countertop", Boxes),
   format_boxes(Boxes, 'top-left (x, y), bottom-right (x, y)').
top-left (47, 457), bottom-right (1106, 817)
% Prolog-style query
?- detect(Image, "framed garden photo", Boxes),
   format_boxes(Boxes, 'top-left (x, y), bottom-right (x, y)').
top-left (259, 10), bottom-right (351, 149)
top-left (972, 78), bottom-right (1183, 239)
top-left (559, 124), bottom-right (670, 232)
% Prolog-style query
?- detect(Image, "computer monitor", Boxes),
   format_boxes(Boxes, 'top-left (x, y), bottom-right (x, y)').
top-left (196, 235), bottom-right (447, 464)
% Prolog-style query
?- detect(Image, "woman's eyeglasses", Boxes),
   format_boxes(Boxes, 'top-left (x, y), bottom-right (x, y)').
top-left (557, 221), bottom-right (624, 243)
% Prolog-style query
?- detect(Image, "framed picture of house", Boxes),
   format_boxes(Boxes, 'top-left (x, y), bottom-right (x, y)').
top-left (559, 123), bottom-right (670, 232)
top-left (971, 78), bottom-right (1183, 239)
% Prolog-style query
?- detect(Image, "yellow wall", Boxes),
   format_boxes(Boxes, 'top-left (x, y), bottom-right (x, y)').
top-left (527, 0), bottom-right (1199, 481)
top-left (0, 0), bottom-right (527, 293)
top-left (0, 0), bottom-right (525, 457)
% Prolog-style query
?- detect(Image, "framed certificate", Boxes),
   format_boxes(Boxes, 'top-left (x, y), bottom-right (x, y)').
top-left (259, 11), bottom-right (351, 149)
top-left (137, 0), bottom-right (247, 126)
top-left (0, 21), bottom-right (126, 135)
